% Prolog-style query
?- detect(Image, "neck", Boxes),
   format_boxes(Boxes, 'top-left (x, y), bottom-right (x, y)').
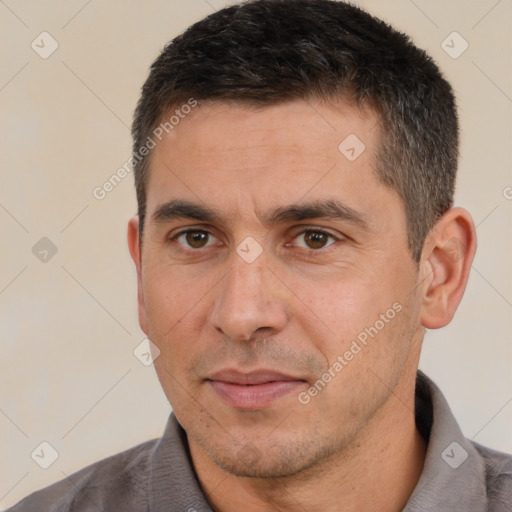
top-left (191, 365), bottom-right (426, 512)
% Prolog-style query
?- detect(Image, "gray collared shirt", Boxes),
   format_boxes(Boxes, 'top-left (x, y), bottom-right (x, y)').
top-left (7, 372), bottom-right (512, 511)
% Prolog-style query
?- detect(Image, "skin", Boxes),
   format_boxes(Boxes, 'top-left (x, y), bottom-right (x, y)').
top-left (128, 99), bottom-right (476, 512)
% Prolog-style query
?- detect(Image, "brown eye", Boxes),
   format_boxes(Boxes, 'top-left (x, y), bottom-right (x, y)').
top-left (304, 230), bottom-right (330, 249)
top-left (186, 231), bottom-right (208, 248)
top-left (176, 230), bottom-right (217, 249)
top-left (292, 229), bottom-right (336, 250)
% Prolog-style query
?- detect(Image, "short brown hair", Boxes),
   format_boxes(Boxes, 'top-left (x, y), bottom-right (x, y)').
top-left (132, 0), bottom-right (458, 261)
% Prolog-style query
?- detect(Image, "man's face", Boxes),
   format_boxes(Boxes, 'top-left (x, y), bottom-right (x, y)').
top-left (132, 100), bottom-right (425, 478)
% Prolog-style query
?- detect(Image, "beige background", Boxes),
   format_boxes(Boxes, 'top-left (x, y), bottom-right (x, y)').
top-left (0, 0), bottom-right (511, 508)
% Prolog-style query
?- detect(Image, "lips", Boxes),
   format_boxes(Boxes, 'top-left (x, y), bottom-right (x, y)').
top-left (209, 369), bottom-right (302, 385)
top-left (206, 369), bottom-right (306, 409)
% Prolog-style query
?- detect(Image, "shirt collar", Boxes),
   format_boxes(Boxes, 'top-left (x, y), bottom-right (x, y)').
top-left (149, 414), bottom-right (212, 512)
top-left (404, 371), bottom-right (488, 511)
top-left (148, 371), bottom-right (489, 512)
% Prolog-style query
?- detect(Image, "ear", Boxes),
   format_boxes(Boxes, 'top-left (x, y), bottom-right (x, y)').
top-left (128, 216), bottom-right (149, 335)
top-left (419, 207), bottom-right (477, 329)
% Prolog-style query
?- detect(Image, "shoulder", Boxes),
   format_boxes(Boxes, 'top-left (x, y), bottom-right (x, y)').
top-left (472, 441), bottom-right (512, 510)
top-left (6, 438), bottom-right (159, 512)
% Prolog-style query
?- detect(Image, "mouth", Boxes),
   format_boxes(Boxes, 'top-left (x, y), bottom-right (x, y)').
top-left (206, 369), bottom-right (307, 410)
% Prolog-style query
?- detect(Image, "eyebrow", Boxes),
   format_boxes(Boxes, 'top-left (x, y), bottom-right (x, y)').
top-left (151, 199), bottom-right (371, 231)
top-left (263, 200), bottom-right (370, 230)
top-left (152, 200), bottom-right (222, 224)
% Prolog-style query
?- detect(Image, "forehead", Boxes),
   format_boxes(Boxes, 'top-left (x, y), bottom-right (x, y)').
top-left (156, 99), bottom-right (377, 164)
top-left (143, 99), bottom-right (399, 229)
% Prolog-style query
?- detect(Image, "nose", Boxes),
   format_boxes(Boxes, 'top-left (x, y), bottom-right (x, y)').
top-left (209, 252), bottom-right (289, 341)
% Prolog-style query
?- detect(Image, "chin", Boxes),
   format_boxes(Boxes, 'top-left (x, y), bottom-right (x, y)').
top-left (200, 434), bottom-right (337, 479)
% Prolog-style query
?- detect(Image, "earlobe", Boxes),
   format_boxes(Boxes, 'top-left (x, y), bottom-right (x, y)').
top-left (127, 216), bottom-right (149, 335)
top-left (419, 207), bottom-right (477, 329)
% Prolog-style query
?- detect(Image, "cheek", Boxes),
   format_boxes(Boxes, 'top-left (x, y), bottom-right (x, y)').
top-left (141, 264), bottom-right (213, 361)
top-left (143, 258), bottom-right (207, 322)
top-left (294, 278), bottom-right (387, 342)
top-left (292, 265), bottom-right (416, 368)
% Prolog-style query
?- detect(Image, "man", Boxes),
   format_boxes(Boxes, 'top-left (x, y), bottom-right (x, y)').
top-left (8, 0), bottom-right (512, 510)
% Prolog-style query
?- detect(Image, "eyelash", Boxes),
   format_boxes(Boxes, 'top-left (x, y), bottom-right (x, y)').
top-left (170, 227), bottom-right (340, 251)
top-left (172, 229), bottom-right (220, 249)
top-left (287, 228), bottom-right (338, 250)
